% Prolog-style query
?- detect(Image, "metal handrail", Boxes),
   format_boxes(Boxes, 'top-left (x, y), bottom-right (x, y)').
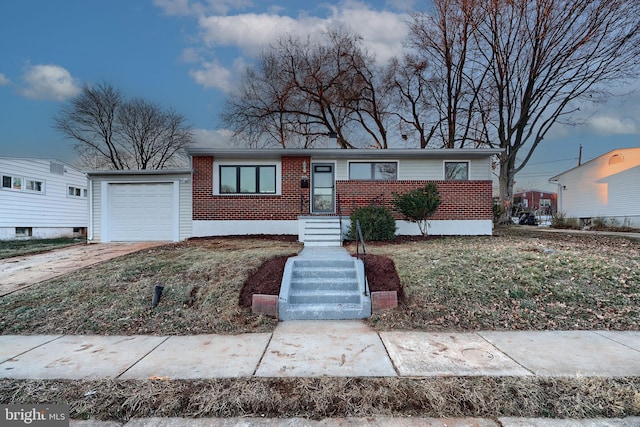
top-left (300, 194), bottom-right (304, 214)
top-left (337, 192), bottom-right (342, 245)
top-left (355, 219), bottom-right (369, 297)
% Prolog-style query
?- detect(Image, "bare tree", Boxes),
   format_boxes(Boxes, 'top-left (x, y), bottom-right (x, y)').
top-left (222, 27), bottom-right (391, 148)
top-left (405, 0), bottom-right (490, 149)
top-left (54, 82), bottom-right (193, 170)
top-left (471, 0), bottom-right (640, 222)
top-left (384, 55), bottom-right (440, 148)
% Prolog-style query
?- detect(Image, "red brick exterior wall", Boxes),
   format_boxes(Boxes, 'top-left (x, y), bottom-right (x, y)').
top-left (336, 180), bottom-right (492, 220)
top-left (513, 191), bottom-right (558, 214)
top-left (192, 156), bottom-right (493, 221)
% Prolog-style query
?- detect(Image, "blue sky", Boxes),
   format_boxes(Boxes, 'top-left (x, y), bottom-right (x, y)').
top-left (0, 0), bottom-right (638, 191)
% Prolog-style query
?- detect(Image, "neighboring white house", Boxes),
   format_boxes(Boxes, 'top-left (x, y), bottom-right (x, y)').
top-left (86, 169), bottom-right (192, 243)
top-left (0, 157), bottom-right (88, 240)
top-left (549, 147), bottom-right (640, 228)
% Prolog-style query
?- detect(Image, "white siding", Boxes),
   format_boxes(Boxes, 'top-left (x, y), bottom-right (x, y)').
top-left (88, 172), bottom-right (192, 243)
top-left (555, 148), bottom-right (640, 219)
top-left (330, 157), bottom-right (492, 180)
top-left (0, 158), bottom-right (87, 230)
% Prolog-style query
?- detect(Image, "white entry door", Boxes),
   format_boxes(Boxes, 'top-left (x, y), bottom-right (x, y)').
top-left (311, 163), bottom-right (335, 213)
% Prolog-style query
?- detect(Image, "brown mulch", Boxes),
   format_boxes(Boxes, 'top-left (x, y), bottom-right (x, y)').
top-left (239, 252), bottom-right (403, 308)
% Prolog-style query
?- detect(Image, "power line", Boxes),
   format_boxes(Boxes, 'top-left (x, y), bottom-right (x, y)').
top-left (524, 157), bottom-right (578, 166)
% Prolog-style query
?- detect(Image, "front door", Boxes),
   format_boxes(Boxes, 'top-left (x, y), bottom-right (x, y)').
top-left (312, 163), bottom-right (335, 213)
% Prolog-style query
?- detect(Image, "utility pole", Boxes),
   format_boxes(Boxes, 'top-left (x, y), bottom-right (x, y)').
top-left (578, 145), bottom-right (582, 166)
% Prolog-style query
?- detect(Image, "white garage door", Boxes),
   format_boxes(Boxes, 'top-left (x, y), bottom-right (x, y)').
top-left (108, 183), bottom-right (175, 241)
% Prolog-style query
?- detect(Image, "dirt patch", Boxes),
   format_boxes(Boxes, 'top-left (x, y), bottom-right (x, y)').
top-left (239, 253), bottom-right (403, 308)
top-left (239, 254), bottom-right (295, 307)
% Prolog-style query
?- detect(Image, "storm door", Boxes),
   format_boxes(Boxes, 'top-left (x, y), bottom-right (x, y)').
top-left (311, 163), bottom-right (335, 213)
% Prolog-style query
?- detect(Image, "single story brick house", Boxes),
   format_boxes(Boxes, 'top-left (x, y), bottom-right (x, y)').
top-left (513, 190), bottom-right (557, 215)
top-left (186, 147), bottom-right (500, 239)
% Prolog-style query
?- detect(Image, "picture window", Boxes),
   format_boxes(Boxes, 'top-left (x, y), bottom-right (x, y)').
top-left (444, 162), bottom-right (469, 180)
top-left (219, 165), bottom-right (276, 194)
top-left (348, 162), bottom-right (397, 180)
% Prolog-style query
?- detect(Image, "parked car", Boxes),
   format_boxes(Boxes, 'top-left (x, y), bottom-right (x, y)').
top-left (518, 212), bottom-right (538, 226)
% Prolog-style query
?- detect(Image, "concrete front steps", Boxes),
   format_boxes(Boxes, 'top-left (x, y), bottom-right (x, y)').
top-left (300, 217), bottom-right (343, 247)
top-left (278, 247), bottom-right (371, 321)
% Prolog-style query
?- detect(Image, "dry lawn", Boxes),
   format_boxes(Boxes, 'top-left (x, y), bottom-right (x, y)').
top-left (1, 229), bottom-right (640, 421)
top-left (0, 237), bottom-right (302, 335)
top-left (2, 377), bottom-right (639, 421)
top-left (362, 227), bottom-right (640, 331)
top-left (1, 228), bottom-right (639, 335)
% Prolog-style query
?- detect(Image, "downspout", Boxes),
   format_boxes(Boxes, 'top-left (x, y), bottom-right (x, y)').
top-left (87, 175), bottom-right (93, 243)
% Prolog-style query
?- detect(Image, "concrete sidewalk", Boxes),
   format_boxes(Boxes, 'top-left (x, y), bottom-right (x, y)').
top-left (3, 321), bottom-right (640, 427)
top-left (2, 321), bottom-right (640, 379)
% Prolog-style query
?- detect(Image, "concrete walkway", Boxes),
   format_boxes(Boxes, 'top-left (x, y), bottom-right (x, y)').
top-left (3, 322), bottom-right (640, 427)
top-left (2, 321), bottom-right (640, 379)
top-left (0, 242), bottom-right (165, 296)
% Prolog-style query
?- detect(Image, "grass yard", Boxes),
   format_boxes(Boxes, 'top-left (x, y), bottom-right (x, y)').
top-left (1, 228), bottom-right (640, 421)
top-left (0, 237), bottom-right (302, 335)
top-left (364, 227), bottom-right (640, 332)
top-left (0, 237), bottom-right (84, 259)
top-left (1, 228), bottom-right (639, 335)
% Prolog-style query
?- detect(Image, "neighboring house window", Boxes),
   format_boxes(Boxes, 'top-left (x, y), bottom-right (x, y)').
top-left (67, 185), bottom-right (87, 198)
top-left (15, 227), bottom-right (32, 237)
top-left (1, 175), bottom-right (22, 190)
top-left (25, 178), bottom-right (45, 193)
top-left (348, 162), bottom-right (397, 180)
top-left (219, 165), bottom-right (276, 194)
top-left (444, 162), bottom-right (469, 180)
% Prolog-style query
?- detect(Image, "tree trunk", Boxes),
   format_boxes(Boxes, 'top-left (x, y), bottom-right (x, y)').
top-left (498, 156), bottom-right (515, 225)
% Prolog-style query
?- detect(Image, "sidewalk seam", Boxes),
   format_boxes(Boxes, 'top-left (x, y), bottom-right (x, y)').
top-left (0, 334), bottom-right (65, 364)
top-left (476, 332), bottom-right (536, 376)
top-left (592, 330), bottom-right (640, 353)
top-left (376, 331), bottom-right (400, 377)
top-left (252, 332), bottom-right (274, 376)
top-left (115, 336), bottom-right (171, 379)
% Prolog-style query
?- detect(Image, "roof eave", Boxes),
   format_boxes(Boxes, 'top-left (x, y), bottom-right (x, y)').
top-left (185, 147), bottom-right (502, 159)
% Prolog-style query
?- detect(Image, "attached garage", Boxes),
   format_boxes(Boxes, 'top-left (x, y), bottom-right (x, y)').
top-left (87, 170), bottom-right (192, 243)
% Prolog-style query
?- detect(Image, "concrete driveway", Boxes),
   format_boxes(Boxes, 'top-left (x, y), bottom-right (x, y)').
top-left (0, 242), bottom-right (165, 296)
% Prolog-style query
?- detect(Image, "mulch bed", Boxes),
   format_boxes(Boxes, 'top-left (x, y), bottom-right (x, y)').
top-left (239, 252), bottom-right (403, 307)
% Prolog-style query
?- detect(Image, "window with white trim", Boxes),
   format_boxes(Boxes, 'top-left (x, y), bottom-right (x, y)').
top-left (67, 185), bottom-right (87, 198)
top-left (348, 162), bottom-right (397, 180)
top-left (219, 165), bottom-right (276, 194)
top-left (25, 178), bottom-right (45, 193)
top-left (444, 161), bottom-right (469, 180)
top-left (1, 174), bottom-right (22, 190)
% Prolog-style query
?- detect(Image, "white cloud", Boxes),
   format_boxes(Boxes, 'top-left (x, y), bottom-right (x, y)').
top-left (192, 128), bottom-right (235, 147)
top-left (162, 1), bottom-right (410, 90)
top-left (328, 2), bottom-right (409, 62)
top-left (0, 73), bottom-right (9, 86)
top-left (20, 64), bottom-right (81, 101)
top-left (196, 4), bottom-right (408, 61)
top-left (589, 115), bottom-right (639, 135)
top-left (189, 59), bottom-right (234, 92)
top-left (197, 13), bottom-right (318, 56)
